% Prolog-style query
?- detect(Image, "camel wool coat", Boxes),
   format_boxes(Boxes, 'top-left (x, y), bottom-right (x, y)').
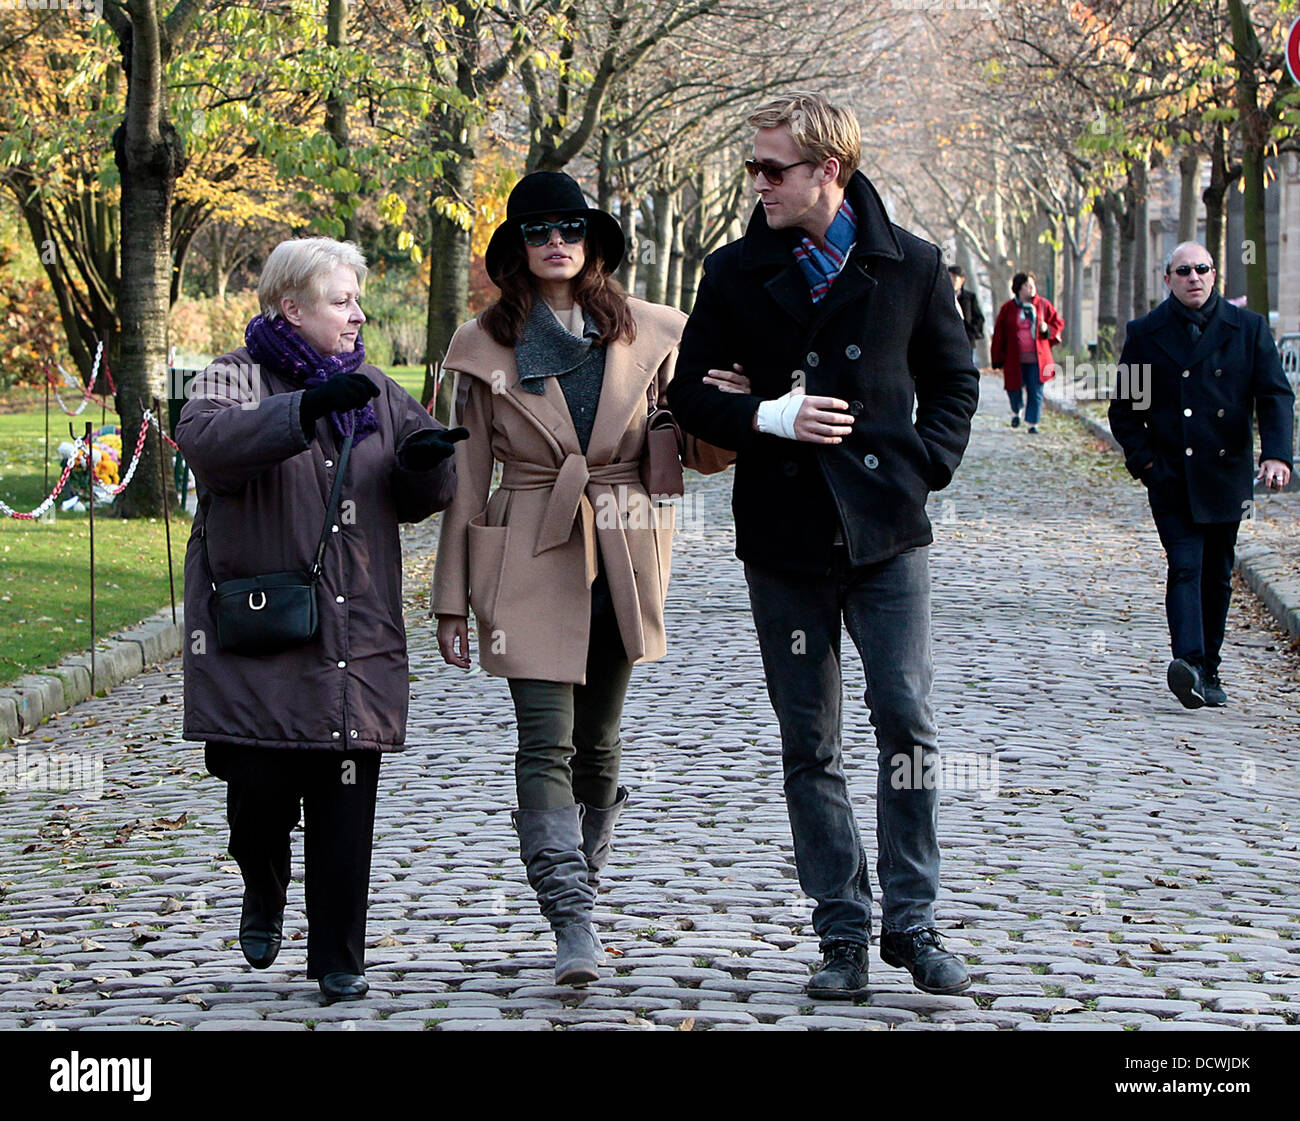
top-left (430, 298), bottom-right (729, 683)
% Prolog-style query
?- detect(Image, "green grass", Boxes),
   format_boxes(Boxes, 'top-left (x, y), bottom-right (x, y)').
top-left (1, 399), bottom-right (184, 686)
top-left (385, 365), bottom-right (429, 401)
top-left (0, 366), bottom-right (422, 688)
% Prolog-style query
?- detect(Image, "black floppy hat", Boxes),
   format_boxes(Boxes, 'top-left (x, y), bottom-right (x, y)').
top-left (484, 171), bottom-right (625, 284)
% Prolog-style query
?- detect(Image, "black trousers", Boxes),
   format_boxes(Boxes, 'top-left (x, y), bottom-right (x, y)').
top-left (1148, 491), bottom-right (1240, 677)
top-left (205, 742), bottom-right (381, 978)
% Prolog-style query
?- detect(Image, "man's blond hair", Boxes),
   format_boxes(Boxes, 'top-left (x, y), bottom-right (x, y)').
top-left (747, 92), bottom-right (861, 188)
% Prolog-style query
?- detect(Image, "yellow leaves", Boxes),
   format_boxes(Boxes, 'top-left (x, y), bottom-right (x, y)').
top-left (379, 193), bottom-right (408, 227)
top-left (432, 195), bottom-right (473, 231)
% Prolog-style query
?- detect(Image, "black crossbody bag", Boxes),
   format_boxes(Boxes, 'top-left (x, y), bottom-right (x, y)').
top-left (200, 433), bottom-right (353, 655)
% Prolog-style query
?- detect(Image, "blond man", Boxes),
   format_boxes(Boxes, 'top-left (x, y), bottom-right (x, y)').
top-left (669, 92), bottom-right (979, 998)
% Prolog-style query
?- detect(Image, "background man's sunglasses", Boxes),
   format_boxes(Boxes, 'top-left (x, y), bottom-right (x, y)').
top-left (1171, 263), bottom-right (1213, 276)
top-left (521, 217), bottom-right (587, 247)
top-left (743, 158), bottom-right (812, 184)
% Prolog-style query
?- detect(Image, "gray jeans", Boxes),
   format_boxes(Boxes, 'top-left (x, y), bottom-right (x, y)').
top-left (744, 545), bottom-right (940, 947)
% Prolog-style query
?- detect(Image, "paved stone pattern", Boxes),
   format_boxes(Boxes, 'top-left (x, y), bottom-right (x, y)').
top-left (2, 374), bottom-right (1297, 1032)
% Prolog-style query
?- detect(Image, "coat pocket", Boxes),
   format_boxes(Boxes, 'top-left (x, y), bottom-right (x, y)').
top-left (466, 514), bottom-right (510, 627)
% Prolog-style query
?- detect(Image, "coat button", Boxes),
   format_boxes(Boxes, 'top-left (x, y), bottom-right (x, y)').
top-left (331, 731), bottom-right (340, 740)
top-left (1219, 448), bottom-right (1226, 457)
top-left (845, 344), bottom-right (861, 360)
top-left (1217, 409), bottom-right (1225, 418)
top-left (1214, 368), bottom-right (1222, 376)
top-left (864, 454), bottom-right (879, 469)
top-left (806, 351), bottom-right (820, 367)
top-left (849, 401), bottom-right (863, 415)
top-left (1184, 408), bottom-right (1192, 417)
top-left (324, 459), bottom-right (334, 468)
top-left (1182, 370), bottom-right (1190, 378)
top-left (1185, 448), bottom-right (1193, 456)
top-left (783, 461), bottom-right (798, 477)
top-left (336, 595), bottom-right (345, 604)
top-left (332, 524), bottom-right (340, 533)
top-left (337, 660), bottom-right (346, 669)
top-left (350, 730), bottom-right (358, 739)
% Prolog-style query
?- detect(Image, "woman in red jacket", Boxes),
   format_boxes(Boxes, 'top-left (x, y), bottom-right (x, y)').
top-left (990, 271), bottom-right (1064, 434)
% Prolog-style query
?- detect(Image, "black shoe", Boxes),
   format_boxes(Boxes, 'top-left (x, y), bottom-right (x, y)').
top-left (1027, 425), bottom-right (1039, 434)
top-left (806, 941), bottom-right (869, 1000)
top-left (1203, 672), bottom-right (1227, 707)
top-left (1167, 659), bottom-right (1206, 709)
top-left (879, 927), bottom-right (971, 995)
top-left (1010, 415), bottom-right (1021, 428)
top-left (238, 889), bottom-right (284, 970)
top-left (319, 972), bottom-right (368, 1003)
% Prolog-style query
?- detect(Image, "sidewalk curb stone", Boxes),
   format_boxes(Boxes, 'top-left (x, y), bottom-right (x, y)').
top-left (0, 606), bottom-right (184, 743)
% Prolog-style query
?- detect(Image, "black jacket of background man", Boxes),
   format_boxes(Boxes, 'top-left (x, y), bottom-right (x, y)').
top-left (668, 170), bottom-right (980, 574)
top-left (1110, 294), bottom-right (1295, 524)
top-left (957, 288), bottom-right (984, 343)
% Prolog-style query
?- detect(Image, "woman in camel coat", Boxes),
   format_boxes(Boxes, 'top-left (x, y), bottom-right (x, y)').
top-left (431, 171), bottom-right (734, 985)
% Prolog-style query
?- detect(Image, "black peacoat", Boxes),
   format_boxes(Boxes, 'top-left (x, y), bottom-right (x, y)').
top-left (1109, 295), bottom-right (1295, 524)
top-left (668, 170), bottom-right (980, 573)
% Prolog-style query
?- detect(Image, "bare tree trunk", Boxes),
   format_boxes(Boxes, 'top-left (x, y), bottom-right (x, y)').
top-left (1228, 0), bottom-right (1270, 313)
top-left (326, 0), bottom-right (357, 243)
top-left (1205, 125), bottom-right (1231, 293)
top-left (1095, 197), bottom-right (1118, 358)
top-left (1178, 151), bottom-right (1201, 243)
top-left (1116, 187), bottom-right (1135, 354)
top-left (1067, 238), bottom-right (1086, 354)
top-left (422, 116), bottom-right (477, 419)
top-left (1132, 160), bottom-right (1149, 319)
top-left (644, 187), bottom-right (673, 306)
top-left (111, 0), bottom-right (193, 518)
top-left (617, 187), bottom-right (638, 296)
top-left (666, 186), bottom-right (684, 311)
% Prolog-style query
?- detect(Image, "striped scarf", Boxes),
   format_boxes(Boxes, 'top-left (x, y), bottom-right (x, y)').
top-left (792, 198), bottom-right (857, 303)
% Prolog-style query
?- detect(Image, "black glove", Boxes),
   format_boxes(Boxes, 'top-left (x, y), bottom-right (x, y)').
top-left (300, 373), bottom-right (381, 430)
top-left (398, 426), bottom-right (469, 471)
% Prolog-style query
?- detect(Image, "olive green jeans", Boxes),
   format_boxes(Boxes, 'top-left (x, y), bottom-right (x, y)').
top-left (507, 594), bottom-right (632, 810)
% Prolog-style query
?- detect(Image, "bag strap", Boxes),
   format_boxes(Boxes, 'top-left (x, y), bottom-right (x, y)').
top-left (198, 432), bottom-right (355, 589)
top-left (646, 379), bottom-right (658, 416)
top-left (310, 431), bottom-right (353, 582)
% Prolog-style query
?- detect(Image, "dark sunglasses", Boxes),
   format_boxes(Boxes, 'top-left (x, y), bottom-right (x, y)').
top-left (744, 158), bottom-right (813, 185)
top-left (1171, 263), bottom-right (1213, 276)
top-left (520, 217), bottom-right (587, 247)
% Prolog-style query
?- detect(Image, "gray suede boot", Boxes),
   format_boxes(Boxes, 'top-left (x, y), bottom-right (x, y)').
top-left (579, 786), bottom-right (628, 893)
top-left (579, 788), bottom-right (628, 966)
top-left (512, 803), bottom-right (601, 986)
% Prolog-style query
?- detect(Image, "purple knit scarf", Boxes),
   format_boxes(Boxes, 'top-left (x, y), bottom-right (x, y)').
top-left (245, 313), bottom-right (378, 444)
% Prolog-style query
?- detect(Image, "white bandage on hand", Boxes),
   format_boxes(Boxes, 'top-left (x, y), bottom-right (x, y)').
top-left (755, 389), bottom-right (807, 441)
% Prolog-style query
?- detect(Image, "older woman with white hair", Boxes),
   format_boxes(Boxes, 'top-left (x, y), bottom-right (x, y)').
top-left (175, 237), bottom-right (466, 1004)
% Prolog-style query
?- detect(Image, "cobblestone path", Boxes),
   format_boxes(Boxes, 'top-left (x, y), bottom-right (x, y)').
top-left (2, 374), bottom-right (1297, 1032)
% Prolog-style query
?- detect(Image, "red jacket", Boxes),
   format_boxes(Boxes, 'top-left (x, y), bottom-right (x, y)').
top-left (990, 295), bottom-right (1063, 391)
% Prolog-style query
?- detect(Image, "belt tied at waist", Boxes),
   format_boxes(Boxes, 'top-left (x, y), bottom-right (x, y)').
top-left (500, 454), bottom-right (643, 585)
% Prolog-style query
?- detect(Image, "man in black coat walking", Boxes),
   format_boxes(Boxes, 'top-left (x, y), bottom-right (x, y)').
top-left (668, 92), bottom-right (979, 998)
top-left (1110, 241), bottom-right (1294, 709)
top-left (949, 265), bottom-right (984, 366)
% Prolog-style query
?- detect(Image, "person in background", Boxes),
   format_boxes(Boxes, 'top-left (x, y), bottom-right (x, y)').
top-left (1109, 240), bottom-right (1294, 709)
top-left (990, 271), bottom-right (1063, 433)
top-left (949, 265), bottom-right (984, 368)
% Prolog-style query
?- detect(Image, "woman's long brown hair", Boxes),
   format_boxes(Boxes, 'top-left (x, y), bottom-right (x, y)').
top-left (479, 235), bottom-right (637, 348)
